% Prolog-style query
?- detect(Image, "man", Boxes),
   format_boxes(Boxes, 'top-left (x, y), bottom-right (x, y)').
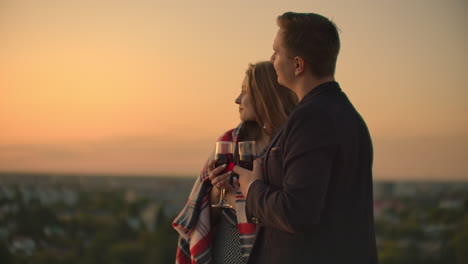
top-left (233, 12), bottom-right (378, 263)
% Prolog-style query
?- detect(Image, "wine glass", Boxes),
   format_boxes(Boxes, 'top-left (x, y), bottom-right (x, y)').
top-left (211, 141), bottom-right (234, 208)
top-left (238, 141), bottom-right (257, 170)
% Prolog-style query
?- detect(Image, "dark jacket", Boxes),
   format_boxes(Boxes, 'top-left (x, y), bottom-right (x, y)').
top-left (245, 82), bottom-right (378, 264)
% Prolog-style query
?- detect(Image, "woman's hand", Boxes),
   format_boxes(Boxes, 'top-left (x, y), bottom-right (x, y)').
top-left (208, 160), bottom-right (236, 205)
top-left (208, 160), bottom-right (232, 191)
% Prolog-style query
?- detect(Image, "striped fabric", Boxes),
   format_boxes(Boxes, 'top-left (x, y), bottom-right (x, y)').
top-left (172, 123), bottom-right (256, 264)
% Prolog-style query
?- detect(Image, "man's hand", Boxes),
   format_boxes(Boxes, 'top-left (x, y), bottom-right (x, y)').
top-left (232, 158), bottom-right (263, 198)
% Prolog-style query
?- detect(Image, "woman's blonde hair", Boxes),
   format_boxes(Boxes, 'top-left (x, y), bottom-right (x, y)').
top-left (243, 61), bottom-right (298, 138)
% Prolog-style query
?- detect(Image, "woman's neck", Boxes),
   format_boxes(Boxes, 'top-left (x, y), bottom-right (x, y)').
top-left (256, 131), bottom-right (270, 153)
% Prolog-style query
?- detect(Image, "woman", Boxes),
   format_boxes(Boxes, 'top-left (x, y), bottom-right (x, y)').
top-left (173, 61), bottom-right (297, 264)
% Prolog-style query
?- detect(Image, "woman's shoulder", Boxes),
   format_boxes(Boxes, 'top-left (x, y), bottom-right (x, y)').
top-left (217, 123), bottom-right (244, 142)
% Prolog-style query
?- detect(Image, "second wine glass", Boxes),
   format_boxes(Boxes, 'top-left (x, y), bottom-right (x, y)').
top-left (238, 141), bottom-right (257, 170)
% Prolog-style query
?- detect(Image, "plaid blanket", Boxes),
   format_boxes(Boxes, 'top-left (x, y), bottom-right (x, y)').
top-left (172, 123), bottom-right (256, 264)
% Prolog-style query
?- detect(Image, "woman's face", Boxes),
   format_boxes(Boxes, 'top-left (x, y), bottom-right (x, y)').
top-left (235, 75), bottom-right (257, 122)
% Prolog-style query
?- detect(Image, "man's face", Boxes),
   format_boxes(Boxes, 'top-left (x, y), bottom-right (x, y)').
top-left (271, 29), bottom-right (295, 89)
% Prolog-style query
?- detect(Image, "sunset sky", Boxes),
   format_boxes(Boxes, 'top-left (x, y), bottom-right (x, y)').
top-left (1, 0), bottom-right (467, 180)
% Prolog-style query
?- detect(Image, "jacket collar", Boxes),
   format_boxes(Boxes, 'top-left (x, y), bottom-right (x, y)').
top-left (299, 81), bottom-right (341, 104)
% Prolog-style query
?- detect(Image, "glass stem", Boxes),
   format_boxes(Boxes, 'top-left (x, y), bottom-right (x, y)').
top-left (219, 188), bottom-right (226, 203)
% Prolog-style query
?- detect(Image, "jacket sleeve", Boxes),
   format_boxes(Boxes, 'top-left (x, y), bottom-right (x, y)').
top-left (245, 108), bottom-right (336, 233)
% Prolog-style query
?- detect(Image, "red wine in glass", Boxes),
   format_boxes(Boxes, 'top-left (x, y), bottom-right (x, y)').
top-left (238, 141), bottom-right (257, 170)
top-left (215, 153), bottom-right (234, 173)
top-left (239, 154), bottom-right (257, 170)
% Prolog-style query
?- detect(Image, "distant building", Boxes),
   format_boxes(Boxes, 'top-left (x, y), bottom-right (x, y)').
top-left (373, 182), bottom-right (395, 200)
top-left (125, 189), bottom-right (137, 203)
top-left (9, 237), bottom-right (36, 255)
top-left (126, 217), bottom-right (141, 231)
top-left (439, 199), bottom-right (464, 209)
top-left (393, 182), bottom-right (416, 197)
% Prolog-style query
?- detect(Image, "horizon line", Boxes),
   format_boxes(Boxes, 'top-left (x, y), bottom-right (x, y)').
top-left (1, 170), bottom-right (467, 183)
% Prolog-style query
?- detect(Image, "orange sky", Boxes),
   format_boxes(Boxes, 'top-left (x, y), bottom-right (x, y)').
top-left (1, 0), bottom-right (467, 180)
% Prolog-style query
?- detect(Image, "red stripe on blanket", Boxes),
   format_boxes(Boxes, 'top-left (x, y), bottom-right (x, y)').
top-left (173, 223), bottom-right (190, 234)
top-left (238, 223), bottom-right (256, 234)
top-left (190, 231), bottom-right (212, 261)
top-left (176, 247), bottom-right (191, 264)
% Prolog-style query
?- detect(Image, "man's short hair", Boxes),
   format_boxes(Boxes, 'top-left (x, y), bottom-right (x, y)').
top-left (277, 12), bottom-right (340, 78)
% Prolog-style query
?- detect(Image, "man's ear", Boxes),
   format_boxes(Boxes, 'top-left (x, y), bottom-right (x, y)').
top-left (293, 56), bottom-right (305, 76)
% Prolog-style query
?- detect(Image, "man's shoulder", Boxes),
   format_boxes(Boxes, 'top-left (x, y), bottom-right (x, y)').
top-left (284, 90), bottom-right (353, 131)
top-left (282, 103), bottom-right (334, 138)
top-left (296, 88), bottom-right (357, 116)
top-left (288, 98), bottom-right (331, 121)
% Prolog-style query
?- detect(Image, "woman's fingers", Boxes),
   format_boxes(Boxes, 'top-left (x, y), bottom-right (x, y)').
top-left (211, 171), bottom-right (232, 189)
top-left (211, 171), bottom-right (231, 185)
top-left (208, 163), bottom-right (227, 181)
top-left (208, 159), bottom-right (217, 172)
top-left (225, 177), bottom-right (237, 193)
